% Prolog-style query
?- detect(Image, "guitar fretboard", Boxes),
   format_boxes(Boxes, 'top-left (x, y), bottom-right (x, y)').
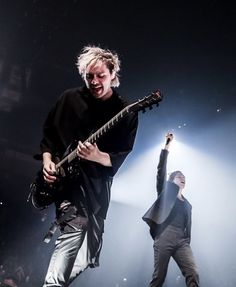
top-left (56, 105), bottom-right (130, 169)
top-left (55, 90), bottom-right (162, 169)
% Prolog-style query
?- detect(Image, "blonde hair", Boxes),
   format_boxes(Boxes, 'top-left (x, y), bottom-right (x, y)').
top-left (76, 45), bottom-right (121, 87)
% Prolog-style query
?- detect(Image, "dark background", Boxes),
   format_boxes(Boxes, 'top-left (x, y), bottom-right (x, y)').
top-left (0, 1), bottom-right (235, 286)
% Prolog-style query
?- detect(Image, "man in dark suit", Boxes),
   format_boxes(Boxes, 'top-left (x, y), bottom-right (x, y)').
top-left (142, 133), bottom-right (200, 287)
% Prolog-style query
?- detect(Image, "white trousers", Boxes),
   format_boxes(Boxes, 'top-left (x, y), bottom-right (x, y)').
top-left (43, 229), bottom-right (90, 287)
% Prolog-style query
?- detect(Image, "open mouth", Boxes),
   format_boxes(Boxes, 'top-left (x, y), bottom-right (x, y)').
top-left (91, 86), bottom-right (102, 93)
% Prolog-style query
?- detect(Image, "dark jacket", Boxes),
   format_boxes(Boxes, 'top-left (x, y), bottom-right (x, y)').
top-left (142, 149), bottom-right (192, 241)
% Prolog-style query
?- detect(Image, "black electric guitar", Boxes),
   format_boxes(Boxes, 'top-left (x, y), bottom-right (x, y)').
top-left (29, 90), bottom-right (163, 209)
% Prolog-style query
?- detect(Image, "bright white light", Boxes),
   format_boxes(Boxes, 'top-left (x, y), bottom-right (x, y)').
top-left (111, 138), bottom-right (236, 228)
top-left (112, 138), bottom-right (189, 208)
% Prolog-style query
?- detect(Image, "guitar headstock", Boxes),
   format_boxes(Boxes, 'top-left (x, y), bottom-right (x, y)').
top-left (128, 90), bottom-right (163, 113)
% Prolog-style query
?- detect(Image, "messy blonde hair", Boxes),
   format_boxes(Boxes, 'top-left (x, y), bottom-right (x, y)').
top-left (76, 45), bottom-right (121, 87)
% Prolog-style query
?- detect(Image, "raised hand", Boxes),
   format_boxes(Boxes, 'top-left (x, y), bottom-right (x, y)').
top-left (165, 132), bottom-right (174, 150)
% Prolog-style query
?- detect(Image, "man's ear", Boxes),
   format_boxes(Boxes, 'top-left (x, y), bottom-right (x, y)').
top-left (111, 70), bottom-right (116, 80)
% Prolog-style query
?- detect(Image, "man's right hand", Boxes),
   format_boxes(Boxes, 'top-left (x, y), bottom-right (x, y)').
top-left (165, 132), bottom-right (174, 150)
top-left (42, 152), bottom-right (57, 183)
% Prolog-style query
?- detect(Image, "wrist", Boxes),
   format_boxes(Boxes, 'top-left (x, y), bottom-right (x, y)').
top-left (42, 152), bottom-right (52, 165)
top-left (97, 152), bottom-right (112, 167)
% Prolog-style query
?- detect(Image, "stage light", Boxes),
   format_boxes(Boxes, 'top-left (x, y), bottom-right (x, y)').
top-left (111, 136), bottom-right (187, 208)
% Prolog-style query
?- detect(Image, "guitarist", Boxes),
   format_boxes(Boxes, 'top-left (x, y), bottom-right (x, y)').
top-left (38, 45), bottom-right (138, 287)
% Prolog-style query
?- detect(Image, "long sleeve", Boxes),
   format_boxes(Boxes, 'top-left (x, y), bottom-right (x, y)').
top-left (40, 102), bottom-right (61, 156)
top-left (107, 112), bottom-right (138, 176)
top-left (40, 90), bottom-right (77, 157)
top-left (156, 149), bottom-right (169, 195)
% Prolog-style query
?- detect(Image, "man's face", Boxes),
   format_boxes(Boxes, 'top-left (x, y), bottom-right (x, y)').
top-left (85, 60), bottom-right (115, 100)
top-left (173, 172), bottom-right (186, 189)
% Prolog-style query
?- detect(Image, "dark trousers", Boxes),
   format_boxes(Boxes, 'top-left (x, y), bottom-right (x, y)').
top-left (150, 225), bottom-right (199, 287)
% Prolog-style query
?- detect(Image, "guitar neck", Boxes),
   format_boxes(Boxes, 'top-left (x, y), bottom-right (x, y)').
top-left (55, 89), bottom-right (162, 169)
top-left (55, 105), bottom-right (130, 169)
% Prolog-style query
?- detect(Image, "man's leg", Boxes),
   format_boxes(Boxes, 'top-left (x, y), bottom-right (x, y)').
top-left (149, 231), bottom-right (174, 287)
top-left (68, 232), bottom-right (90, 284)
top-left (173, 239), bottom-right (200, 287)
top-left (43, 229), bottom-right (86, 287)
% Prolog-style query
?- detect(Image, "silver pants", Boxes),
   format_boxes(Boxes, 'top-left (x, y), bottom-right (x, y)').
top-left (43, 229), bottom-right (89, 287)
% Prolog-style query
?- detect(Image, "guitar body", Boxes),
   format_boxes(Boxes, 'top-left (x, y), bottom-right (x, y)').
top-left (30, 170), bottom-right (58, 209)
top-left (29, 90), bottom-right (162, 209)
top-left (30, 154), bottom-right (81, 209)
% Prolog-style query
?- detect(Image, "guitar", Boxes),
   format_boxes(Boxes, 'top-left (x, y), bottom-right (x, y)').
top-left (29, 90), bottom-right (163, 209)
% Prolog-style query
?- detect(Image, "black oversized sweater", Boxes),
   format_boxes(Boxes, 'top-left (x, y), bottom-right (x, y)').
top-left (39, 86), bottom-right (138, 266)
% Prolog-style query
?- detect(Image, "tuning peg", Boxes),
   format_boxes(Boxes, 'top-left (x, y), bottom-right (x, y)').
top-left (142, 108), bottom-right (146, 113)
top-left (149, 106), bottom-right (153, 110)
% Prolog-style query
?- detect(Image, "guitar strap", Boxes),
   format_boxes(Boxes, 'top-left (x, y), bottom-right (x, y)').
top-left (43, 206), bottom-right (77, 243)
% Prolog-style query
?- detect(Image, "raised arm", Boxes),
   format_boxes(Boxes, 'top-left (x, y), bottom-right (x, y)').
top-left (156, 133), bottom-right (174, 195)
